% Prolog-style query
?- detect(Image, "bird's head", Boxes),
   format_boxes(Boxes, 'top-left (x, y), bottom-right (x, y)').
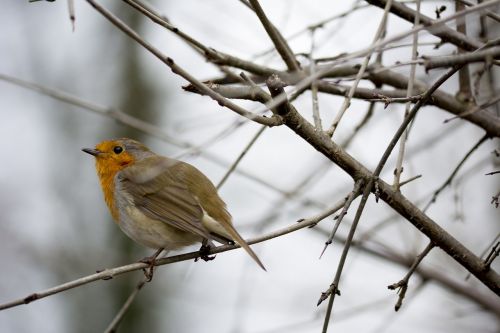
top-left (82, 138), bottom-right (153, 176)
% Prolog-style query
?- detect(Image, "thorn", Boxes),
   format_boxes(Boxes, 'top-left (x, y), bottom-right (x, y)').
top-left (319, 241), bottom-right (331, 259)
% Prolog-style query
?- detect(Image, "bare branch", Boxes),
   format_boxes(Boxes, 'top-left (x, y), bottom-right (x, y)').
top-left (388, 242), bottom-right (435, 311)
top-left (393, 0), bottom-right (421, 190)
top-left (484, 242), bottom-right (500, 269)
top-left (423, 134), bottom-right (489, 213)
top-left (309, 29), bottom-right (323, 130)
top-left (399, 174), bottom-right (422, 187)
top-left (67, 0), bottom-right (75, 31)
top-left (374, 66), bottom-right (462, 179)
top-left (444, 94), bottom-right (500, 123)
top-left (458, 0), bottom-right (500, 22)
top-left (365, 0), bottom-right (485, 51)
top-left (266, 74), bottom-right (500, 294)
top-left (319, 230), bottom-right (500, 315)
top-left (325, 0), bottom-right (393, 137)
top-left (216, 125), bottom-right (267, 190)
top-left (0, 200), bottom-right (347, 312)
top-left (455, 0), bottom-right (473, 103)
top-left (247, 0), bottom-right (301, 72)
top-left (424, 46), bottom-right (500, 70)
top-left (320, 178), bottom-right (375, 332)
top-left (319, 179), bottom-right (364, 258)
top-left (103, 278), bottom-right (148, 333)
top-left (491, 190), bottom-right (500, 208)
top-left (86, 0), bottom-right (282, 127)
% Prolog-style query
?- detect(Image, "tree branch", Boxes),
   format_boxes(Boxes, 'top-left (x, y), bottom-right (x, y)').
top-left (266, 74), bottom-right (500, 295)
top-left (0, 198), bottom-right (348, 312)
top-left (365, 0), bottom-right (485, 51)
top-left (424, 46), bottom-right (500, 70)
top-left (388, 242), bottom-right (435, 311)
top-left (247, 0), bottom-right (301, 72)
top-left (86, 0), bottom-right (282, 127)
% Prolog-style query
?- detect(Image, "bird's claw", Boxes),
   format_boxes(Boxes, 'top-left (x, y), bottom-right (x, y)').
top-left (139, 248), bottom-right (163, 282)
top-left (196, 243), bottom-right (216, 262)
top-left (139, 256), bottom-right (156, 282)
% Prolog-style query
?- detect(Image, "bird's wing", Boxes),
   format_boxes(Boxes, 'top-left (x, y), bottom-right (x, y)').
top-left (117, 156), bottom-right (213, 240)
top-left (120, 156), bottom-right (266, 270)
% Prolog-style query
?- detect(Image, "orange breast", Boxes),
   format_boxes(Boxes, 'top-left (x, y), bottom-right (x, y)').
top-left (96, 161), bottom-right (122, 222)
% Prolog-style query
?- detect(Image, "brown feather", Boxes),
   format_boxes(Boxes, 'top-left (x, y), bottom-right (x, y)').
top-left (119, 155), bottom-right (265, 270)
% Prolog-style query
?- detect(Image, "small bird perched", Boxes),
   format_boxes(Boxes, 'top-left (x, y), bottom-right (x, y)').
top-left (82, 138), bottom-right (265, 273)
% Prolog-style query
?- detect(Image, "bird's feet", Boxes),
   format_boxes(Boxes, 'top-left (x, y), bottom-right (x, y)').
top-left (139, 248), bottom-right (164, 282)
top-left (196, 241), bottom-right (216, 262)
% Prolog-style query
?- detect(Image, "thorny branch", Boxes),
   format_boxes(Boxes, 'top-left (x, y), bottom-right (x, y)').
top-left (103, 278), bottom-right (148, 333)
top-left (263, 74), bottom-right (499, 295)
top-left (393, 0), bottom-right (421, 191)
top-left (388, 242), bottom-right (435, 311)
top-left (319, 179), bottom-right (365, 258)
top-left (423, 134), bottom-right (489, 212)
top-left (87, 0), bottom-right (500, 292)
top-left (0, 197), bottom-right (349, 312)
top-left (13, 0), bottom-right (500, 330)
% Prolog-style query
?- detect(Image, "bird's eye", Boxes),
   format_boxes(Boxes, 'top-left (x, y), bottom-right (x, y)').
top-left (113, 146), bottom-right (123, 154)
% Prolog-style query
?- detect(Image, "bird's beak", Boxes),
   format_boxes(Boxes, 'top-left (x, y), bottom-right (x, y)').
top-left (82, 148), bottom-right (102, 157)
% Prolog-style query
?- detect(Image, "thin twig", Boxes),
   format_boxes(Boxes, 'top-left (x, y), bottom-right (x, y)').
top-left (252, 3), bottom-right (368, 59)
top-left (309, 29), bottom-right (323, 130)
top-left (455, 0), bottom-right (473, 103)
top-left (491, 190), bottom-right (500, 208)
top-left (373, 280), bottom-right (427, 333)
top-left (0, 200), bottom-right (347, 312)
top-left (365, 0), bottom-right (485, 51)
top-left (423, 134), bottom-right (489, 213)
top-left (248, 0), bottom-right (499, 121)
top-left (367, 93), bottom-right (423, 108)
top-left (67, 0), bottom-right (75, 31)
top-left (399, 174), bottom-right (422, 187)
top-left (86, 0), bottom-right (282, 127)
top-left (316, 42), bottom-right (441, 63)
top-left (388, 242), bottom-right (435, 311)
top-left (319, 179), bottom-right (364, 258)
top-left (464, 233), bottom-right (499, 280)
top-left (424, 46), bottom-right (500, 70)
top-left (444, 94), bottom-right (500, 123)
top-left (0, 73), bottom-right (183, 147)
top-left (339, 102), bottom-right (376, 148)
top-left (0, 73), bottom-right (292, 199)
top-left (186, 4), bottom-right (500, 138)
top-left (216, 125), bottom-right (267, 190)
top-left (373, 66), bottom-right (466, 179)
top-left (103, 278), bottom-right (147, 333)
top-left (484, 242), bottom-right (500, 268)
top-left (320, 178), bottom-right (374, 332)
top-left (458, 0), bottom-right (500, 22)
top-left (325, 0), bottom-right (393, 137)
top-left (314, 227), bottom-right (500, 316)
top-left (124, 0), bottom-right (206, 54)
top-left (393, 0), bottom-right (421, 191)
top-left (247, 0), bottom-right (300, 72)
top-left (269, 74), bottom-right (500, 293)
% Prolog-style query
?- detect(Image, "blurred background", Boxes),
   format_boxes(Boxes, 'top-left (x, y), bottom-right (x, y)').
top-left (0, 1), bottom-right (498, 332)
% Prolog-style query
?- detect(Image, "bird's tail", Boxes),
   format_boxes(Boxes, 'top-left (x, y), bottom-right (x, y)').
top-left (221, 223), bottom-right (266, 271)
top-left (202, 212), bottom-right (266, 271)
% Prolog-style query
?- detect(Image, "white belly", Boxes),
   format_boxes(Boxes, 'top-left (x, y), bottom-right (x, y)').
top-left (119, 205), bottom-right (200, 250)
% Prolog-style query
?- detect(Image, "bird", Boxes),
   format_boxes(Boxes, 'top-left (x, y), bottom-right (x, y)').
top-left (82, 138), bottom-right (265, 274)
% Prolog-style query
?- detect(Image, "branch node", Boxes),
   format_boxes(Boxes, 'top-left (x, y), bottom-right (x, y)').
top-left (483, 241), bottom-right (500, 269)
top-left (266, 74), bottom-right (291, 116)
top-left (374, 178), bottom-right (380, 202)
top-left (317, 283), bottom-right (341, 306)
top-left (23, 293), bottom-right (39, 305)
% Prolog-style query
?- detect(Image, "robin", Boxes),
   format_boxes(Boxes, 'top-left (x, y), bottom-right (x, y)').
top-left (82, 138), bottom-right (265, 276)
